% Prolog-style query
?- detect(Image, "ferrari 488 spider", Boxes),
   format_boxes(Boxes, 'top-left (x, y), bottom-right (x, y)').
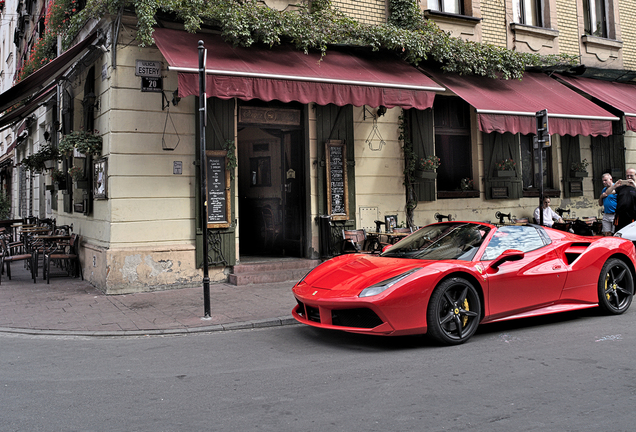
top-left (292, 222), bottom-right (636, 345)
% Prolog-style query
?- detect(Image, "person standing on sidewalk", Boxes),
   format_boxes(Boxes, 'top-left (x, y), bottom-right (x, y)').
top-left (598, 173), bottom-right (617, 235)
top-left (604, 168), bottom-right (636, 232)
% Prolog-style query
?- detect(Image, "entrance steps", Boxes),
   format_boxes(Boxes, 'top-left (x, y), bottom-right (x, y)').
top-left (229, 257), bottom-right (320, 286)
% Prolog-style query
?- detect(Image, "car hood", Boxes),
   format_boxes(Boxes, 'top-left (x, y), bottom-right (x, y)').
top-left (303, 254), bottom-right (438, 294)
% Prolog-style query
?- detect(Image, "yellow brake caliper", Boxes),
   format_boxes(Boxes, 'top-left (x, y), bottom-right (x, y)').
top-left (605, 273), bottom-right (611, 301)
top-left (462, 299), bottom-right (469, 327)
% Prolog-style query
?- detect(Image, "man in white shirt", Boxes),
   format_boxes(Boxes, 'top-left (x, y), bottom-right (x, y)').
top-left (534, 198), bottom-right (564, 227)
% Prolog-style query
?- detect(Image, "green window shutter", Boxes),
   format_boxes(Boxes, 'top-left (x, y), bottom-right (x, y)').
top-left (483, 132), bottom-right (522, 200)
top-left (315, 104), bottom-right (355, 227)
top-left (561, 135), bottom-right (582, 198)
top-left (195, 97), bottom-right (236, 268)
top-left (591, 134), bottom-right (625, 197)
top-left (408, 108), bottom-right (436, 202)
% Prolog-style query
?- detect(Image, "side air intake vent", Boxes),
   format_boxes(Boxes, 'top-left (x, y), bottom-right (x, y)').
top-left (564, 242), bottom-right (591, 265)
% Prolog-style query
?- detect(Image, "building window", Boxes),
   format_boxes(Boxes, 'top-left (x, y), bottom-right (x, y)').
top-left (584, 0), bottom-right (608, 37)
top-left (429, 0), bottom-right (464, 15)
top-left (520, 134), bottom-right (553, 190)
top-left (512, 0), bottom-right (542, 27)
top-left (434, 96), bottom-right (472, 193)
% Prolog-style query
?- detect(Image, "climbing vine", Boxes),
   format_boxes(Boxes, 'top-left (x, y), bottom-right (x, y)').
top-left (17, 0), bottom-right (578, 82)
top-left (57, 0), bottom-right (575, 80)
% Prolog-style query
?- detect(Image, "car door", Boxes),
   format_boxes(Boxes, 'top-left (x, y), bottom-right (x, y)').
top-left (480, 225), bottom-right (568, 319)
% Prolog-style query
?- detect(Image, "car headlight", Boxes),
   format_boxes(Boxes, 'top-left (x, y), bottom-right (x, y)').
top-left (359, 268), bottom-right (420, 298)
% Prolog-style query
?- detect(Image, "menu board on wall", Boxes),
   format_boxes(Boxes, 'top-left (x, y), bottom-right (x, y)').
top-left (325, 140), bottom-right (349, 221)
top-left (206, 150), bottom-right (231, 228)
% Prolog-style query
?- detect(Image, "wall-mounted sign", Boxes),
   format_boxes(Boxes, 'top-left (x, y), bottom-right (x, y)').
top-left (173, 161), bottom-right (182, 175)
top-left (141, 77), bottom-right (163, 92)
top-left (491, 187), bottom-right (509, 199)
top-left (325, 140), bottom-right (349, 221)
top-left (569, 181), bottom-right (582, 193)
top-left (135, 60), bottom-right (162, 77)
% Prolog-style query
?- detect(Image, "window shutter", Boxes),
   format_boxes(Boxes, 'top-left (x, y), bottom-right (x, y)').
top-left (561, 135), bottom-right (582, 198)
top-left (591, 134), bottom-right (625, 197)
top-left (196, 97), bottom-right (236, 268)
top-left (409, 108), bottom-right (436, 202)
top-left (483, 132), bottom-right (522, 200)
top-left (316, 104), bottom-right (355, 225)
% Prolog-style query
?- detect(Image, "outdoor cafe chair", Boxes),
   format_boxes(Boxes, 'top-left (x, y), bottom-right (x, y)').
top-left (0, 237), bottom-right (36, 284)
top-left (43, 234), bottom-right (83, 284)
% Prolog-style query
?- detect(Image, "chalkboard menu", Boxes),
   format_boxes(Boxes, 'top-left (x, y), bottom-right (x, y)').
top-left (325, 140), bottom-right (349, 221)
top-left (206, 150), bottom-right (231, 228)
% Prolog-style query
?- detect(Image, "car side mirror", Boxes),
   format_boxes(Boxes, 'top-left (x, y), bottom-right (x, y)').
top-left (382, 244), bottom-right (392, 253)
top-left (488, 249), bottom-right (525, 271)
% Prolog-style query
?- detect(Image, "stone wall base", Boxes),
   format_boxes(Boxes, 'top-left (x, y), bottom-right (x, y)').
top-left (82, 242), bottom-right (228, 295)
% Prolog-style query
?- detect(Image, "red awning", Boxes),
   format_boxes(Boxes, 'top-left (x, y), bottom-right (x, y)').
top-left (0, 32), bottom-right (97, 114)
top-left (152, 28), bottom-right (443, 110)
top-left (0, 84), bottom-right (56, 131)
top-left (425, 70), bottom-right (618, 137)
top-left (556, 74), bottom-right (636, 132)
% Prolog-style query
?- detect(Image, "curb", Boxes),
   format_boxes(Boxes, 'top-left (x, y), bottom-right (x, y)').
top-left (0, 316), bottom-right (299, 338)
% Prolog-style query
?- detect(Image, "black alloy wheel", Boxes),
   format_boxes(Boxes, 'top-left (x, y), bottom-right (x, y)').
top-left (427, 277), bottom-right (481, 345)
top-left (598, 258), bottom-right (634, 314)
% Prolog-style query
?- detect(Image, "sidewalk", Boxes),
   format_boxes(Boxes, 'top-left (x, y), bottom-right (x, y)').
top-left (0, 264), bottom-right (298, 337)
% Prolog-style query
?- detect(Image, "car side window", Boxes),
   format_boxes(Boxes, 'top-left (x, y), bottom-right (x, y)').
top-left (481, 226), bottom-right (546, 260)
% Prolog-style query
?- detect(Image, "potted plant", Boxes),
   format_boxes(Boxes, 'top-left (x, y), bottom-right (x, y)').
top-left (494, 158), bottom-right (516, 177)
top-left (460, 177), bottom-right (474, 191)
top-left (58, 130), bottom-right (102, 156)
top-left (571, 159), bottom-right (589, 177)
top-left (414, 155), bottom-right (441, 179)
top-left (69, 166), bottom-right (83, 182)
top-left (21, 143), bottom-right (60, 172)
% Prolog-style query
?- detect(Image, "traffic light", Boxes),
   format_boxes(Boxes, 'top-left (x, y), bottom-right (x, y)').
top-left (536, 109), bottom-right (550, 147)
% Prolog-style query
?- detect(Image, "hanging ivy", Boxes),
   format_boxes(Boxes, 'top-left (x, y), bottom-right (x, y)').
top-left (57, 0), bottom-right (575, 80)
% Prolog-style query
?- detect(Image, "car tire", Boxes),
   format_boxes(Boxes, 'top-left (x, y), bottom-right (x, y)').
top-left (598, 258), bottom-right (634, 315)
top-left (427, 277), bottom-right (481, 345)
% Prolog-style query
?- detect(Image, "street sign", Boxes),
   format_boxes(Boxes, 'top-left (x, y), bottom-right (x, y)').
top-left (141, 77), bottom-right (163, 92)
top-left (135, 60), bottom-right (162, 77)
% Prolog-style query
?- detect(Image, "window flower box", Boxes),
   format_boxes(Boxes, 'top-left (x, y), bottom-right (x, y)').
top-left (414, 169), bottom-right (437, 179)
top-left (494, 170), bottom-right (515, 177)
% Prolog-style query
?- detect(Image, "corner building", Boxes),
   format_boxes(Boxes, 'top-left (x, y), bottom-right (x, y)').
top-left (1, 0), bottom-right (636, 294)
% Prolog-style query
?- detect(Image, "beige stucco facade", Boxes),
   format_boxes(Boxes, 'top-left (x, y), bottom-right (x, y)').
top-left (5, 1), bottom-right (636, 295)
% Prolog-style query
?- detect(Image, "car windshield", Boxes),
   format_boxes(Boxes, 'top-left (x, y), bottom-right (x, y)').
top-left (380, 222), bottom-right (490, 261)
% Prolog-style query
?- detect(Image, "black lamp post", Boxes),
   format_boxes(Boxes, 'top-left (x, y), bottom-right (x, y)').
top-left (199, 41), bottom-right (211, 318)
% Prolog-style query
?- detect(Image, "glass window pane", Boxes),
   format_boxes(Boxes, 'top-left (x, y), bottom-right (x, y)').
top-left (512, 0), bottom-right (521, 23)
top-left (443, 0), bottom-right (461, 14)
top-left (524, 0), bottom-right (539, 26)
top-left (521, 134), bottom-right (552, 189)
top-left (481, 226), bottom-right (546, 260)
top-left (429, 0), bottom-right (441, 11)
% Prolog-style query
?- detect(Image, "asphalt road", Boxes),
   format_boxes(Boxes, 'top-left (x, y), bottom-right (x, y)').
top-left (1, 307), bottom-right (635, 432)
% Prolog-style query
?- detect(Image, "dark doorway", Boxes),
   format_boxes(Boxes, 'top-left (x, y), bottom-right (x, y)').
top-left (237, 105), bottom-right (305, 257)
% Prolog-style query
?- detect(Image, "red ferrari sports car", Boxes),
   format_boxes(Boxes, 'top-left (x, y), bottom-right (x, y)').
top-left (292, 222), bottom-right (636, 345)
